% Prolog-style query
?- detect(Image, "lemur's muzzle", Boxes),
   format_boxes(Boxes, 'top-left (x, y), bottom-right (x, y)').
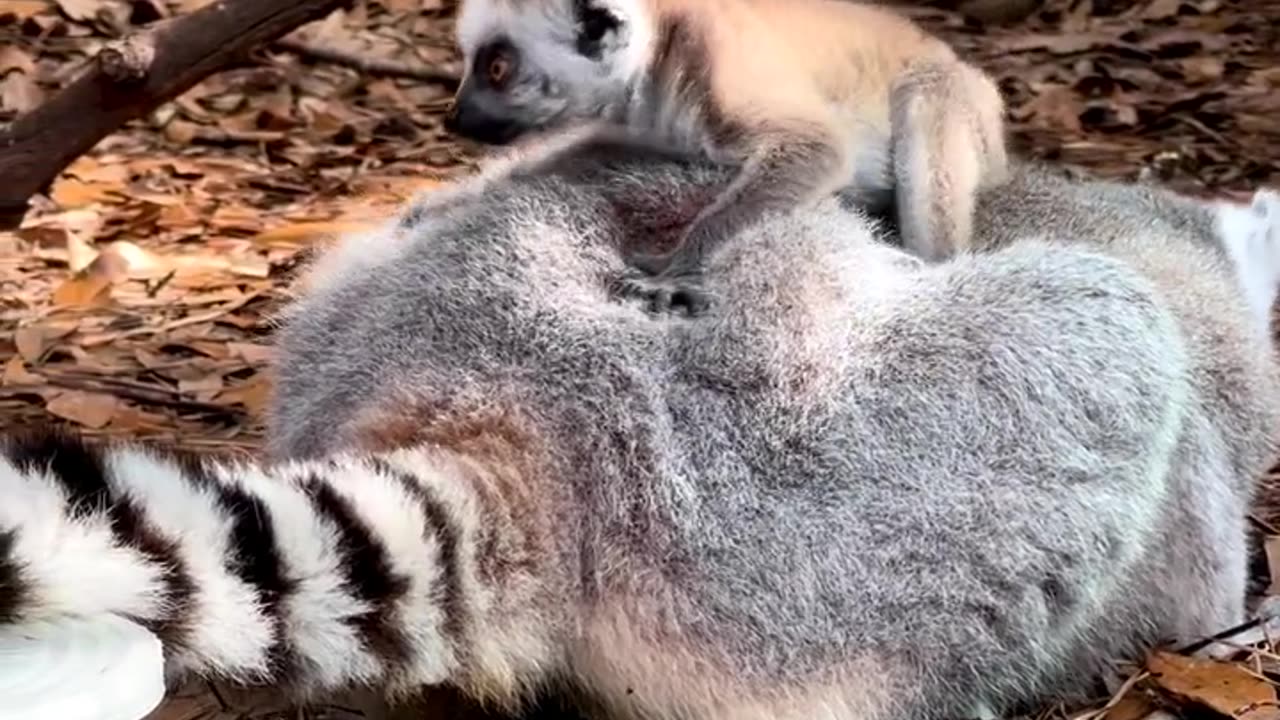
top-left (444, 87), bottom-right (527, 146)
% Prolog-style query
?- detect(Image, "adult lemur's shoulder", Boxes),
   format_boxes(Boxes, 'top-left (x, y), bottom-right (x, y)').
top-left (2, 134), bottom-right (1280, 720)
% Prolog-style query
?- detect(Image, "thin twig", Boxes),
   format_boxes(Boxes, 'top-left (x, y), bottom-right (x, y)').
top-left (1205, 639), bottom-right (1280, 664)
top-left (1176, 615), bottom-right (1270, 656)
top-left (1249, 513), bottom-right (1280, 535)
top-left (272, 38), bottom-right (459, 87)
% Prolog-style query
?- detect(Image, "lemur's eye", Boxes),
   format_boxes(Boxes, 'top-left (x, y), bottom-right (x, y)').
top-left (487, 52), bottom-right (512, 89)
top-left (574, 2), bottom-right (620, 58)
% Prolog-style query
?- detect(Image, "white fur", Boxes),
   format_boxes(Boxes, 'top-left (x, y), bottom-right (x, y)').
top-left (382, 447), bottom-right (561, 698)
top-left (0, 456), bottom-right (167, 623)
top-left (597, 0), bottom-right (657, 84)
top-left (1215, 189), bottom-right (1280, 339)
top-left (456, 0), bottom-right (654, 88)
top-left (216, 459), bottom-right (384, 689)
top-left (320, 455), bottom-right (459, 691)
top-left (106, 449), bottom-right (277, 679)
top-left (296, 220), bottom-right (414, 302)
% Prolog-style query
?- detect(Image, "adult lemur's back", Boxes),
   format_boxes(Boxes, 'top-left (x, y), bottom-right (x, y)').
top-left (2, 135), bottom-right (1279, 720)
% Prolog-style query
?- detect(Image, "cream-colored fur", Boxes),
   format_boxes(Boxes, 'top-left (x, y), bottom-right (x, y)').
top-left (450, 0), bottom-right (1009, 294)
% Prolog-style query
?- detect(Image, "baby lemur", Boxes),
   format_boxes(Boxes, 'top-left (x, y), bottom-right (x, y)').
top-left (2, 133), bottom-right (1279, 720)
top-left (445, 0), bottom-right (1010, 309)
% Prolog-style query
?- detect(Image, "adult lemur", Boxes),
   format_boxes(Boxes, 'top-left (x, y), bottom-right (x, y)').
top-left (1, 132), bottom-right (1279, 720)
top-left (445, 0), bottom-right (1009, 308)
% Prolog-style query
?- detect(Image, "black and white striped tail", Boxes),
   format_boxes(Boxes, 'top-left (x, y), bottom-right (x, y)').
top-left (0, 428), bottom-right (500, 696)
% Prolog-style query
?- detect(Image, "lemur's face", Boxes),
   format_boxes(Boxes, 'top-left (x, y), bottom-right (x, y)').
top-left (448, 0), bottom-right (647, 145)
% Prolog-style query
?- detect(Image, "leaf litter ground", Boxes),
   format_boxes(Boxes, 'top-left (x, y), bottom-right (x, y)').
top-left (3, 1), bottom-right (1280, 718)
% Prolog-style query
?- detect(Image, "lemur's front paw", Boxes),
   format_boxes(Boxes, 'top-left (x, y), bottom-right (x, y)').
top-left (651, 250), bottom-right (714, 316)
top-left (650, 282), bottom-right (713, 318)
top-left (611, 269), bottom-right (712, 318)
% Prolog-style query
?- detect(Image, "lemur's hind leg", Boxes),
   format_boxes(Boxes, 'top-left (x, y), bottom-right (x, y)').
top-left (1215, 188), bottom-right (1280, 340)
top-left (890, 59), bottom-right (1008, 262)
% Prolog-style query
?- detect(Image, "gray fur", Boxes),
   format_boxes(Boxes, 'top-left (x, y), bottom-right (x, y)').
top-left (267, 135), bottom-right (1280, 718)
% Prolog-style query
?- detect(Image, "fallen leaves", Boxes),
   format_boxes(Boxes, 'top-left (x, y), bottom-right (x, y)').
top-left (0, 1), bottom-right (48, 23)
top-left (898, 0), bottom-right (1280, 193)
top-left (1266, 535), bottom-right (1280, 597)
top-left (45, 389), bottom-right (119, 429)
top-left (1143, 651), bottom-right (1280, 720)
top-left (2, 356), bottom-right (42, 385)
top-left (12, 326), bottom-right (45, 363)
top-left (0, 181), bottom-right (290, 443)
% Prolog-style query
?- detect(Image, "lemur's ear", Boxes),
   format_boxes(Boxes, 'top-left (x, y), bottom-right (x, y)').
top-left (574, 0), bottom-right (623, 58)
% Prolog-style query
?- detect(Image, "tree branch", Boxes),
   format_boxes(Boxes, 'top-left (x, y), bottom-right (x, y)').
top-left (0, 0), bottom-right (350, 230)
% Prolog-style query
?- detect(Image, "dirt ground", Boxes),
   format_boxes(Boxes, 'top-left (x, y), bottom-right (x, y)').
top-left (4, 0), bottom-right (1280, 718)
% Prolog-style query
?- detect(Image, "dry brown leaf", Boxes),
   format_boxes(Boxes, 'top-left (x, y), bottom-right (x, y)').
top-left (305, 8), bottom-right (351, 45)
top-left (0, 70), bottom-right (43, 114)
top-left (0, 230), bottom-right (22, 255)
top-left (53, 0), bottom-right (105, 22)
top-left (64, 156), bottom-right (132, 185)
top-left (178, 373), bottom-right (224, 396)
top-left (352, 175), bottom-right (444, 201)
top-left (216, 376), bottom-right (271, 417)
top-left (0, 1), bottom-right (48, 22)
top-left (162, 118), bottom-right (201, 144)
top-left (381, 0), bottom-right (429, 11)
top-left (1146, 651), bottom-right (1280, 720)
top-left (1020, 84), bottom-right (1084, 133)
top-left (1102, 690), bottom-right (1161, 720)
top-left (364, 77), bottom-right (415, 111)
top-left (250, 220), bottom-right (375, 248)
top-left (2, 356), bottom-right (43, 386)
top-left (50, 177), bottom-right (121, 208)
top-left (108, 240), bottom-right (169, 279)
top-left (226, 255), bottom-right (270, 278)
top-left (172, 0), bottom-right (217, 12)
top-left (0, 46), bottom-right (36, 75)
top-left (227, 342), bottom-right (274, 365)
top-left (45, 391), bottom-right (119, 429)
top-left (1141, 0), bottom-right (1185, 19)
top-left (13, 326), bottom-right (46, 363)
top-left (66, 232), bottom-right (98, 273)
top-left (21, 207), bottom-right (104, 244)
top-left (51, 269), bottom-right (112, 307)
top-left (1002, 32), bottom-right (1114, 55)
top-left (1265, 535), bottom-right (1280, 596)
top-left (108, 404), bottom-right (172, 433)
top-left (1181, 57), bottom-right (1226, 85)
top-left (209, 204), bottom-right (265, 234)
top-left (51, 242), bottom-right (142, 307)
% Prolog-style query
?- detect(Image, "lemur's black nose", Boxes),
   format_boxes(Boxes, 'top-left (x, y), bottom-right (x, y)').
top-left (443, 96), bottom-right (523, 146)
